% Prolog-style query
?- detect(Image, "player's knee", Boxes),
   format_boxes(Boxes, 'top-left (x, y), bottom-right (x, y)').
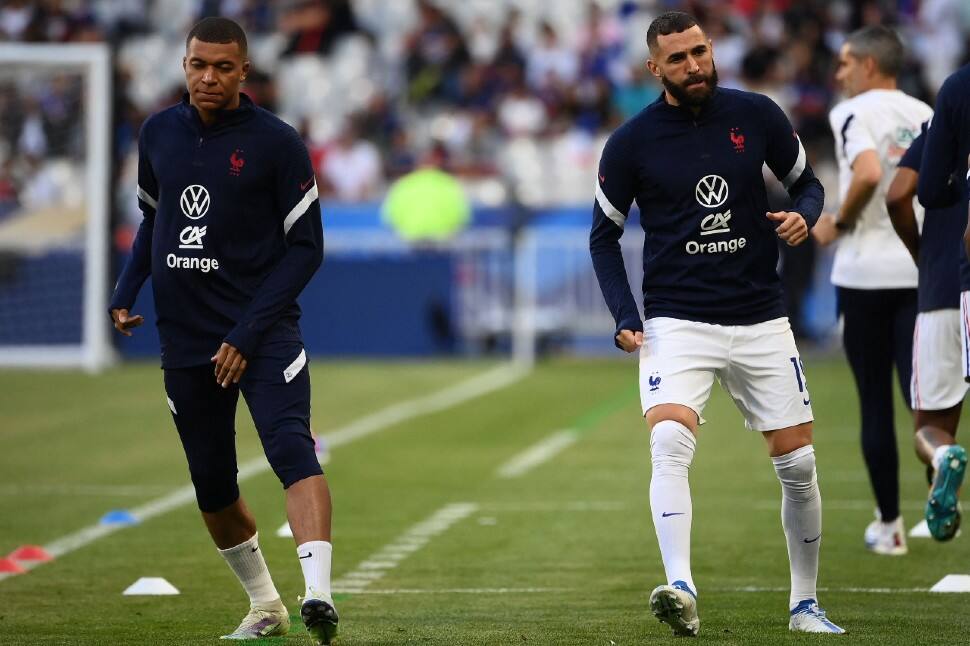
top-left (645, 404), bottom-right (698, 431)
top-left (650, 419), bottom-right (697, 474)
top-left (190, 467), bottom-right (240, 513)
top-left (262, 421), bottom-right (323, 488)
top-left (772, 445), bottom-right (817, 501)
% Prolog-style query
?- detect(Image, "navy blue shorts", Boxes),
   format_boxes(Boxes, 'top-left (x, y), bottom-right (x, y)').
top-left (163, 341), bottom-right (323, 512)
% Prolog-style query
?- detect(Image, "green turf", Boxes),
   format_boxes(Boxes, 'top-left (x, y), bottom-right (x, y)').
top-left (0, 356), bottom-right (968, 644)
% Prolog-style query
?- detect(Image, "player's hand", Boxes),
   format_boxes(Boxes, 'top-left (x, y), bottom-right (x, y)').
top-left (615, 329), bottom-right (643, 353)
top-left (767, 210), bottom-right (808, 246)
top-left (110, 308), bottom-right (144, 337)
top-left (811, 212), bottom-right (839, 247)
top-left (211, 342), bottom-right (248, 388)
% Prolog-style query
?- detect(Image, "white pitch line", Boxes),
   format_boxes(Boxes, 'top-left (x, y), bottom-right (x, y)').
top-left (0, 484), bottom-right (173, 497)
top-left (479, 501), bottom-right (629, 512)
top-left (716, 586), bottom-right (933, 594)
top-left (1, 364), bottom-right (526, 584)
top-left (337, 587), bottom-right (565, 595)
top-left (751, 500), bottom-right (928, 512)
top-left (495, 429), bottom-right (578, 478)
top-left (333, 502), bottom-right (479, 594)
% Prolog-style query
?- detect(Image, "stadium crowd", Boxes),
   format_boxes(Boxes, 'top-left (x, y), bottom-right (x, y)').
top-left (0, 0), bottom-right (968, 233)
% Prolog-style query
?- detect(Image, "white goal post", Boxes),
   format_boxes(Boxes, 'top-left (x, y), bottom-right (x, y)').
top-left (0, 43), bottom-right (113, 372)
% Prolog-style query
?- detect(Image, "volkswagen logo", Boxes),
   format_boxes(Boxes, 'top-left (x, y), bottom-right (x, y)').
top-left (180, 184), bottom-right (210, 220)
top-left (695, 175), bottom-right (729, 209)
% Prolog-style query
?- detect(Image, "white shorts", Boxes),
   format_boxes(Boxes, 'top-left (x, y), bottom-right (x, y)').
top-left (639, 316), bottom-right (813, 432)
top-left (912, 308), bottom-right (968, 411)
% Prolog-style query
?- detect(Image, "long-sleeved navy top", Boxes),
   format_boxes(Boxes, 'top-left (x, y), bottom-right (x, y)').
top-left (898, 129), bottom-right (965, 311)
top-left (109, 93), bottom-right (324, 368)
top-left (917, 63), bottom-right (970, 292)
top-left (589, 88), bottom-right (824, 340)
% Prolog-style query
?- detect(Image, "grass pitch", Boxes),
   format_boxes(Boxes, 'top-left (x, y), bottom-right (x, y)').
top-left (1, 356), bottom-right (968, 644)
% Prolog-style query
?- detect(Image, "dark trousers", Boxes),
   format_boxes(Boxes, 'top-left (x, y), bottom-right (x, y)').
top-left (838, 286), bottom-right (917, 523)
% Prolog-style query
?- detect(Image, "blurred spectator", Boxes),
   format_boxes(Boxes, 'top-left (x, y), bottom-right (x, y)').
top-left (279, 0), bottom-right (360, 57)
top-left (404, 0), bottom-right (470, 105)
top-left (526, 21), bottom-right (579, 92)
top-left (612, 64), bottom-right (661, 121)
top-left (315, 116), bottom-right (383, 202)
top-left (497, 69), bottom-right (547, 137)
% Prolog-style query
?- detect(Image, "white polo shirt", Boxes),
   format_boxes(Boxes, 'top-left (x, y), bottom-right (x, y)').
top-left (828, 88), bottom-right (932, 289)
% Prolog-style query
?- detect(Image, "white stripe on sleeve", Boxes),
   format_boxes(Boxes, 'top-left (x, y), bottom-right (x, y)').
top-left (595, 182), bottom-right (626, 229)
top-left (137, 185), bottom-right (158, 210)
top-left (283, 183), bottom-right (319, 235)
top-left (781, 136), bottom-right (807, 190)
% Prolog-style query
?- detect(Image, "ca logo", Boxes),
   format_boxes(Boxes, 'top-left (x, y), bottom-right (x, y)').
top-left (695, 175), bottom-right (729, 209)
top-left (180, 185), bottom-right (210, 219)
top-left (178, 225), bottom-right (207, 249)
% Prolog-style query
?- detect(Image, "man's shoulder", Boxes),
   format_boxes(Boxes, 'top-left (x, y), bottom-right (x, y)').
top-left (938, 64), bottom-right (970, 104)
top-left (140, 103), bottom-right (183, 138)
top-left (828, 96), bottom-right (857, 121)
top-left (250, 105), bottom-right (302, 141)
top-left (718, 86), bottom-right (770, 108)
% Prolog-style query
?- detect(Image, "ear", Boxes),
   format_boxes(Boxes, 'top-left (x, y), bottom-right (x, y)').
top-left (241, 59), bottom-right (251, 81)
top-left (646, 58), bottom-right (661, 80)
top-left (182, 55), bottom-right (187, 72)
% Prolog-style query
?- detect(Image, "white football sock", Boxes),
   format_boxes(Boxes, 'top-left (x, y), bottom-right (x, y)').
top-left (933, 444), bottom-right (954, 471)
top-left (297, 540), bottom-right (333, 601)
top-left (649, 419), bottom-right (697, 594)
top-left (772, 445), bottom-right (821, 609)
top-left (218, 532), bottom-right (281, 607)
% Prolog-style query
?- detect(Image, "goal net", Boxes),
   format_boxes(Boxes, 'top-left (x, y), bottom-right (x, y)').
top-left (0, 44), bottom-right (112, 371)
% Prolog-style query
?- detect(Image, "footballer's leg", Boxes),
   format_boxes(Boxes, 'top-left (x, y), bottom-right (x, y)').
top-left (641, 317), bottom-right (724, 636)
top-left (724, 318), bottom-right (844, 633)
top-left (164, 367), bottom-right (289, 639)
top-left (243, 345), bottom-right (337, 645)
top-left (914, 307), bottom-right (968, 541)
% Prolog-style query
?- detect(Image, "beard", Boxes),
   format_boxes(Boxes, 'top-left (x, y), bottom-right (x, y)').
top-left (662, 63), bottom-right (719, 108)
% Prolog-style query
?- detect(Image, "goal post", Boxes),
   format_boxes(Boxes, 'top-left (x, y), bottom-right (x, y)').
top-left (0, 43), bottom-right (113, 372)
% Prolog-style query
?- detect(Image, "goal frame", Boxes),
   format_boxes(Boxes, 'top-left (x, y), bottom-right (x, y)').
top-left (0, 43), bottom-right (113, 372)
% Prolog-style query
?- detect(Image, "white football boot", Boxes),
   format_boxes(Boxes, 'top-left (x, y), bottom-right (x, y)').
top-left (789, 599), bottom-right (846, 634)
top-left (220, 598), bottom-right (290, 640)
top-left (864, 515), bottom-right (907, 555)
top-left (649, 580), bottom-right (699, 637)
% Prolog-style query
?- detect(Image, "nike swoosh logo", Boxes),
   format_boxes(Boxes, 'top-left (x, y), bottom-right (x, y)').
top-left (251, 546), bottom-right (259, 553)
top-left (803, 398), bottom-right (811, 406)
top-left (661, 512), bottom-right (685, 518)
top-left (300, 177), bottom-right (314, 191)
top-left (803, 533), bottom-right (821, 543)
top-left (298, 552), bottom-right (312, 559)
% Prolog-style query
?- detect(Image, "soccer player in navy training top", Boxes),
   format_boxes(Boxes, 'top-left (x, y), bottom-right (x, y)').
top-left (886, 125), bottom-right (969, 544)
top-left (590, 13), bottom-right (844, 636)
top-left (913, 61), bottom-right (970, 542)
top-left (109, 18), bottom-right (337, 644)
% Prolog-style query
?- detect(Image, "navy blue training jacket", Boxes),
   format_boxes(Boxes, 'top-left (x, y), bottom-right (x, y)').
top-left (917, 62), bottom-right (970, 292)
top-left (109, 93), bottom-right (324, 368)
top-left (590, 87), bottom-right (824, 340)
top-left (898, 129), bottom-right (963, 312)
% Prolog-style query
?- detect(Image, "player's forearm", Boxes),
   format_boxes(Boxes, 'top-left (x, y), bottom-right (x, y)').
top-left (886, 200), bottom-right (919, 264)
top-left (224, 242), bottom-right (323, 357)
top-left (786, 172), bottom-right (825, 227)
top-left (108, 215), bottom-right (154, 311)
top-left (590, 235), bottom-right (641, 334)
top-left (836, 174), bottom-right (879, 229)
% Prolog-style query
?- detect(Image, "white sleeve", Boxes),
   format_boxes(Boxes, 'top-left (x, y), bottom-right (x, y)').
top-left (829, 102), bottom-right (876, 166)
